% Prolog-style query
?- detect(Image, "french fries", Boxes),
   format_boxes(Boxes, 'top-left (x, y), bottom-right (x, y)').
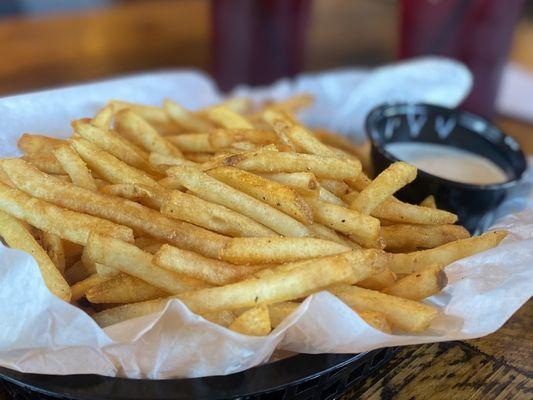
top-left (0, 95), bottom-right (508, 345)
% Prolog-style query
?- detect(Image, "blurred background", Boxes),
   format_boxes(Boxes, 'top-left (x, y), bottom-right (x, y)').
top-left (0, 0), bottom-right (531, 94)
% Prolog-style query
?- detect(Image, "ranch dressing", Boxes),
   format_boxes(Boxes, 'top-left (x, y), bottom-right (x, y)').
top-left (385, 142), bottom-right (508, 185)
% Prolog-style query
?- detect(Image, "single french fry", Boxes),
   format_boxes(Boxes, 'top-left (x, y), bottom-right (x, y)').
top-left (229, 305), bottom-right (271, 336)
top-left (148, 152), bottom-right (198, 169)
top-left (349, 162), bottom-right (417, 215)
top-left (313, 130), bottom-right (366, 158)
top-left (0, 181), bottom-right (134, 245)
top-left (210, 97), bottom-right (252, 114)
top-left (265, 94), bottom-right (314, 114)
top-left (154, 244), bottom-right (266, 285)
top-left (205, 106), bottom-right (253, 129)
top-left (381, 224), bottom-right (470, 252)
top-left (219, 237), bottom-right (350, 264)
top-left (164, 99), bottom-right (214, 132)
top-left (87, 273), bottom-right (169, 304)
top-left (167, 133), bottom-right (215, 153)
top-left (388, 230), bottom-right (507, 274)
top-left (161, 190), bottom-right (276, 237)
top-left (356, 269), bottom-right (396, 290)
top-left (64, 260), bottom-right (93, 285)
top-left (22, 154), bottom-right (65, 174)
top-left (317, 186), bottom-right (345, 206)
top-left (70, 136), bottom-right (160, 187)
top-left (0, 210), bottom-right (70, 300)
top-left (1, 159), bottom-right (228, 257)
top-left (222, 150), bottom-right (362, 180)
top-left (53, 144), bottom-right (97, 190)
top-left (304, 197), bottom-right (380, 243)
top-left (70, 274), bottom-right (109, 302)
top-left (260, 172), bottom-right (319, 198)
top-left (209, 129), bottom-right (279, 150)
top-left (207, 166), bottom-right (313, 225)
top-left (17, 134), bottom-right (66, 156)
top-left (100, 183), bottom-right (167, 209)
top-left (329, 284), bottom-right (437, 332)
top-left (92, 105), bottom-right (113, 129)
top-left (72, 120), bottom-right (152, 172)
top-left (357, 310), bottom-right (392, 334)
top-left (158, 176), bottom-right (185, 190)
top-left (420, 195), bottom-right (437, 209)
top-left (383, 265), bottom-right (448, 300)
top-left (86, 233), bottom-right (209, 294)
top-left (115, 109), bottom-right (183, 157)
top-left (167, 166), bottom-right (310, 237)
top-left (318, 179), bottom-right (351, 197)
top-left (37, 231), bottom-right (66, 273)
top-left (307, 223), bottom-right (357, 247)
top-left (268, 302), bottom-right (299, 328)
top-left (109, 100), bottom-right (175, 131)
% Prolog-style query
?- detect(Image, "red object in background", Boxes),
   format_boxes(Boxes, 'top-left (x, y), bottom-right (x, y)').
top-left (211, 0), bottom-right (311, 92)
top-left (399, 0), bottom-right (525, 119)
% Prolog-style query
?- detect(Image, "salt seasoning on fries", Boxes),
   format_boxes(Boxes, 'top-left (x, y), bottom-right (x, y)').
top-left (0, 94), bottom-right (508, 343)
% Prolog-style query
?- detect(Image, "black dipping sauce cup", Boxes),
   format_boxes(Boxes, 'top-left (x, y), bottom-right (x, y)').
top-left (366, 103), bottom-right (527, 234)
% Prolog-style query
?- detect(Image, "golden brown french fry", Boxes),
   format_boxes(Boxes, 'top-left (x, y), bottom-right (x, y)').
top-left (209, 129), bottom-right (279, 150)
top-left (420, 195), bottom-right (437, 208)
top-left (115, 109), bottom-right (183, 157)
top-left (155, 244), bottom-right (265, 285)
top-left (70, 274), bottom-right (109, 302)
top-left (100, 183), bottom-right (167, 209)
top-left (37, 230), bottom-right (66, 273)
top-left (357, 310), bottom-right (392, 334)
top-left (304, 197), bottom-right (380, 243)
top-left (72, 120), bottom-right (152, 172)
top-left (86, 273), bottom-right (169, 304)
top-left (0, 210), bottom-right (70, 301)
top-left (317, 186), bottom-right (345, 206)
top-left (219, 237), bottom-right (350, 264)
top-left (166, 133), bottom-right (215, 153)
top-left (53, 144), bottom-right (97, 190)
top-left (92, 105), bottom-right (113, 129)
top-left (329, 284), bottom-right (437, 332)
top-left (265, 93), bottom-right (314, 114)
top-left (164, 99), bottom-right (214, 131)
top-left (185, 152), bottom-right (217, 163)
top-left (1, 159), bottom-right (228, 257)
top-left (17, 134), bottom-right (66, 156)
top-left (307, 223), bottom-right (357, 247)
top-left (210, 97), bottom-right (252, 114)
top-left (70, 136), bottom-right (160, 187)
top-left (383, 265), bottom-right (448, 300)
top-left (167, 166), bottom-right (310, 237)
top-left (158, 176), bottom-right (185, 190)
top-left (86, 233), bottom-right (209, 294)
top-left (0, 181), bottom-right (134, 245)
top-left (318, 179), bottom-right (351, 197)
top-left (207, 166), bottom-right (313, 225)
top-left (22, 154), bottom-right (65, 174)
top-left (313, 130), bottom-right (365, 159)
top-left (148, 152), bottom-right (198, 169)
top-left (349, 162), bottom-right (417, 215)
top-left (221, 150), bottom-right (362, 180)
top-left (268, 302), bottom-right (299, 328)
top-left (64, 260), bottom-right (93, 285)
top-left (356, 269), bottom-right (396, 290)
top-left (205, 106), bottom-right (253, 129)
top-left (260, 172), bottom-right (319, 198)
top-left (161, 190), bottom-right (276, 237)
top-left (381, 224), bottom-right (470, 252)
top-left (109, 100), bottom-right (175, 131)
top-left (229, 305), bottom-right (271, 336)
top-left (388, 230), bottom-right (507, 274)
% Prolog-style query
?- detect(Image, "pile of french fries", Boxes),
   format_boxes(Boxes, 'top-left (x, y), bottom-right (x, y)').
top-left (0, 94), bottom-right (507, 337)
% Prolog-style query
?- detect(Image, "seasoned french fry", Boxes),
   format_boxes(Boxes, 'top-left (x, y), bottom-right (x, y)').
top-left (1, 159), bottom-right (228, 257)
top-left (155, 244), bottom-right (265, 285)
top-left (205, 106), bottom-right (253, 129)
top-left (115, 109), bottom-right (183, 157)
top-left (17, 134), bottom-right (66, 156)
top-left (388, 231), bottom-right (507, 274)
top-left (420, 195), bottom-right (437, 209)
top-left (100, 183), bottom-right (167, 209)
top-left (71, 274), bottom-right (109, 302)
top-left (37, 231), bottom-right (66, 273)
top-left (87, 273), bottom-right (169, 304)
top-left (209, 129), bottom-right (279, 150)
top-left (219, 237), bottom-right (350, 264)
top-left (349, 162), bottom-right (417, 215)
top-left (86, 233), bottom-right (209, 294)
top-left (109, 100), bottom-right (174, 131)
top-left (148, 152), bottom-right (198, 169)
top-left (318, 179), bottom-right (351, 197)
top-left (93, 297), bottom-right (168, 327)
top-left (308, 223), bottom-right (356, 247)
top-left (167, 166), bottom-right (310, 237)
top-left (164, 99), bottom-right (214, 131)
top-left (268, 302), bottom-right (299, 328)
top-left (167, 133), bottom-right (215, 153)
top-left (329, 284), bottom-right (437, 332)
top-left (229, 305), bottom-right (271, 336)
top-left (383, 265), bottom-right (448, 300)
top-left (265, 93), bottom-right (314, 114)
top-left (53, 144), bottom-right (97, 190)
top-left (357, 269), bottom-right (396, 290)
top-left (260, 172), bottom-right (319, 198)
top-left (64, 260), bottom-right (93, 285)
top-left (158, 176), bottom-right (185, 190)
top-left (0, 181), bottom-right (134, 245)
top-left (72, 120), bottom-right (152, 172)
top-left (221, 150), bottom-right (362, 180)
top-left (207, 166), bottom-right (313, 225)
top-left (92, 105), bottom-right (113, 129)
top-left (357, 310), bottom-right (392, 334)
top-left (317, 186), bottom-right (345, 206)
top-left (22, 154), bottom-right (65, 174)
top-left (70, 136), bottom-right (160, 187)
top-left (0, 210), bottom-right (70, 301)
top-left (381, 224), bottom-right (470, 252)
top-left (161, 190), bottom-right (276, 237)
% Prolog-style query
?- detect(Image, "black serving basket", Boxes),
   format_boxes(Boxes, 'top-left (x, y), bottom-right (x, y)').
top-left (0, 348), bottom-right (397, 400)
top-left (366, 103), bottom-right (527, 233)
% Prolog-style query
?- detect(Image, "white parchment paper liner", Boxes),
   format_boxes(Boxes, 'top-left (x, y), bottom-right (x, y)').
top-left (0, 58), bottom-right (531, 379)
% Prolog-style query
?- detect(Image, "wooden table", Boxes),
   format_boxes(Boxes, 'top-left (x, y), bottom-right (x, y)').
top-left (0, 1), bottom-right (531, 399)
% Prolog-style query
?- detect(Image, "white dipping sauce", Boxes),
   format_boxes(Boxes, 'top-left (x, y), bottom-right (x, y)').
top-left (385, 142), bottom-right (508, 185)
